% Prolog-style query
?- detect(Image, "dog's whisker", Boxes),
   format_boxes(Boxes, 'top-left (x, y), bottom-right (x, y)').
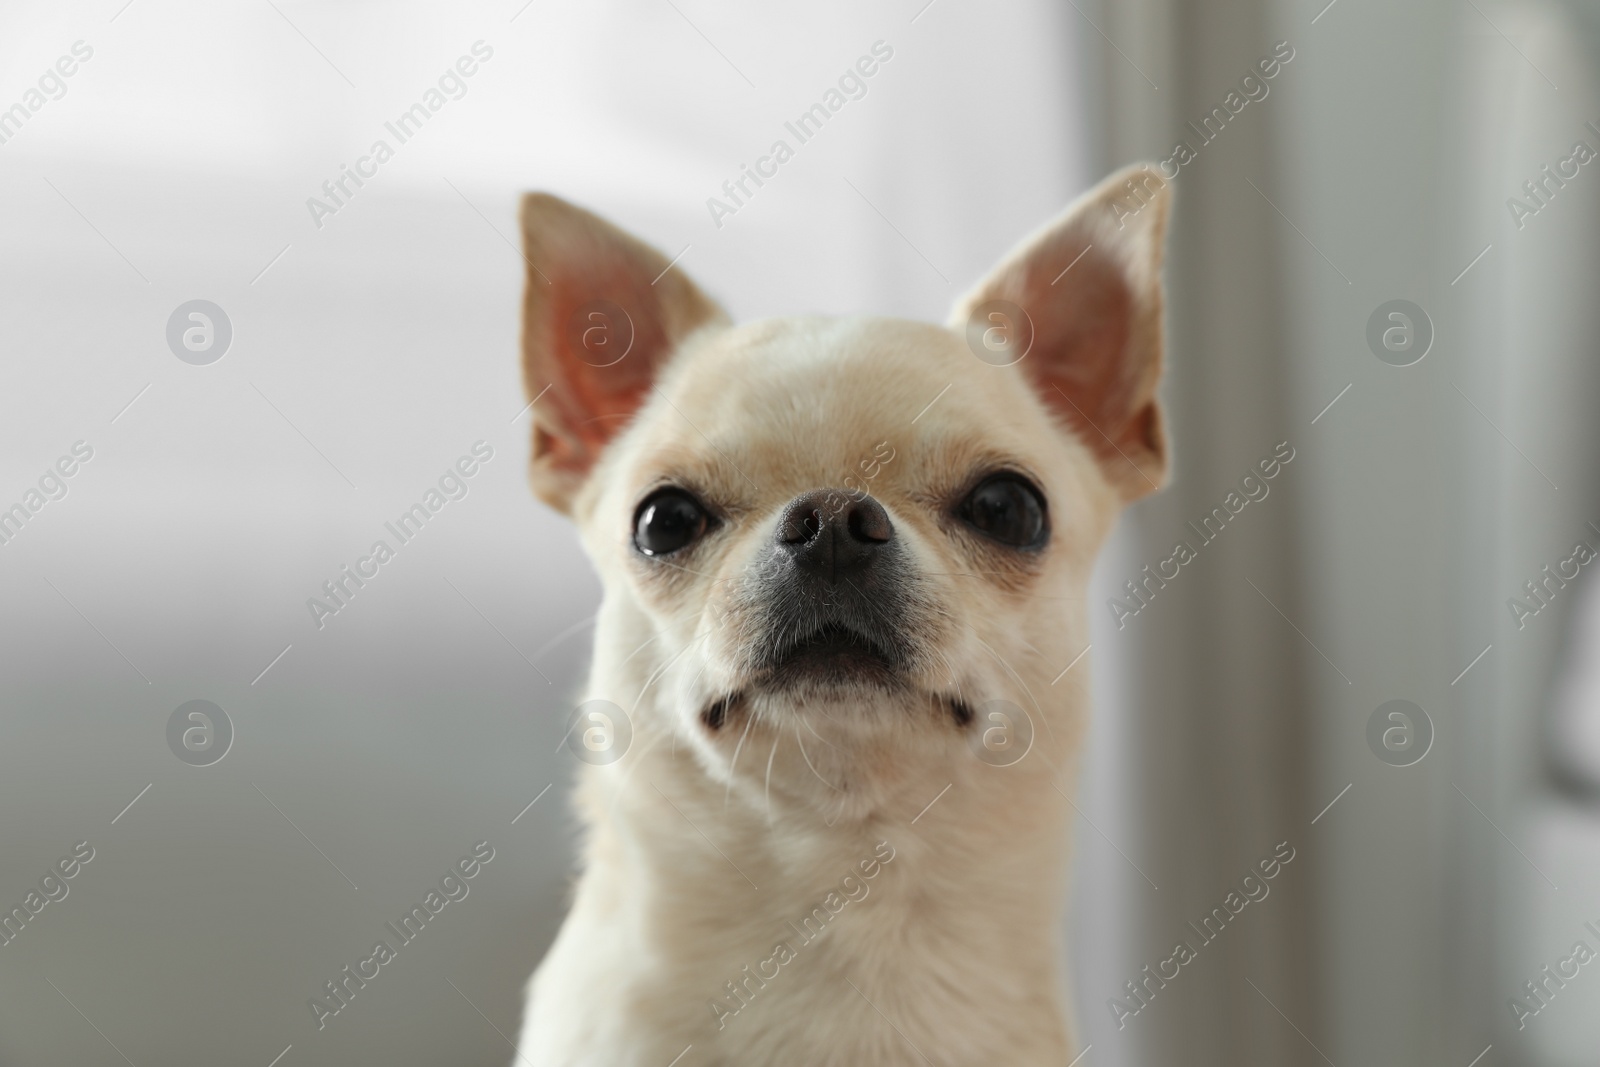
top-left (943, 689), bottom-right (975, 726)
top-left (800, 713), bottom-right (841, 750)
top-left (679, 660), bottom-right (719, 762)
top-left (631, 634), bottom-right (708, 714)
top-left (530, 611), bottom-right (600, 662)
top-left (724, 699), bottom-right (757, 807)
top-left (823, 792), bottom-right (849, 827)
top-left (763, 723), bottom-right (781, 823)
top-left (681, 657), bottom-right (714, 715)
top-left (843, 572), bottom-right (914, 657)
top-left (647, 555), bottom-right (724, 582)
top-left (617, 631), bottom-right (663, 669)
top-left (793, 723), bottom-right (843, 792)
top-left (923, 638), bottom-right (964, 696)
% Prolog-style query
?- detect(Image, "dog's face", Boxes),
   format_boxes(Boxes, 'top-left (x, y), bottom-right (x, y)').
top-left (519, 167), bottom-right (1169, 816)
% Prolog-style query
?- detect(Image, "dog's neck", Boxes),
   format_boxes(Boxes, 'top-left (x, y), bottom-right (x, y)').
top-left (567, 651), bottom-right (1082, 1055)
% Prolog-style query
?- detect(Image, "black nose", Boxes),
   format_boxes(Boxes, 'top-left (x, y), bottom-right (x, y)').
top-left (775, 491), bottom-right (893, 581)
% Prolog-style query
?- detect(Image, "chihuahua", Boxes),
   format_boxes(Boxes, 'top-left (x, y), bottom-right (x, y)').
top-left (512, 164), bottom-right (1171, 1065)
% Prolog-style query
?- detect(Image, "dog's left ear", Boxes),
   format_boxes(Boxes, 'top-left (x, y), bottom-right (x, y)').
top-left (519, 194), bottom-right (728, 513)
top-left (949, 164), bottom-right (1172, 502)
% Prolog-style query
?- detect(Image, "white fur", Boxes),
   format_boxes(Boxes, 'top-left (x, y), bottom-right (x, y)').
top-left (513, 166), bottom-right (1169, 1066)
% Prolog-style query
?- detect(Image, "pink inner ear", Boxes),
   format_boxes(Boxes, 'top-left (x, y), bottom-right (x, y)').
top-left (1014, 242), bottom-right (1143, 465)
top-left (538, 258), bottom-right (671, 472)
top-left (518, 192), bottom-right (727, 507)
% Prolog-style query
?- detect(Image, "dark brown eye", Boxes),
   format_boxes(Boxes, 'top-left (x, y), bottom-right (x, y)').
top-left (959, 474), bottom-right (1048, 548)
top-left (634, 489), bottom-right (710, 556)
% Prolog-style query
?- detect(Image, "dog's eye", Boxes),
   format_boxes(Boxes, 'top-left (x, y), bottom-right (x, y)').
top-left (634, 488), bottom-right (711, 556)
top-left (959, 474), bottom-right (1048, 548)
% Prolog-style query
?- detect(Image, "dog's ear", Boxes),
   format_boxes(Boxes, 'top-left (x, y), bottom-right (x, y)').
top-left (949, 164), bottom-right (1172, 502)
top-left (519, 194), bottom-right (727, 513)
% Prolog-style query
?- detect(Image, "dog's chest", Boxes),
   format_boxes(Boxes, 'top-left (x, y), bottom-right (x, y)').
top-left (523, 812), bottom-right (1070, 1066)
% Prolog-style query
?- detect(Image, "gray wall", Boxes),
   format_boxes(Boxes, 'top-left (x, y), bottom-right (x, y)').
top-left (1088, 1), bottom-right (1600, 1065)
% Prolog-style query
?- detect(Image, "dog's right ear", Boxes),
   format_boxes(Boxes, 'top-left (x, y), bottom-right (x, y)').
top-left (519, 194), bottom-right (727, 513)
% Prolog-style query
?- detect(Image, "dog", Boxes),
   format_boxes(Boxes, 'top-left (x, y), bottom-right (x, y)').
top-left (511, 164), bottom-right (1171, 1066)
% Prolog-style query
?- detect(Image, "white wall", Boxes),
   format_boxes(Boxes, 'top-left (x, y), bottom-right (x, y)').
top-left (0, 3), bottom-right (1099, 1065)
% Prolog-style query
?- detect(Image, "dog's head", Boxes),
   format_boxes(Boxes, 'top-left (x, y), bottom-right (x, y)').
top-left (520, 166), bottom-right (1169, 817)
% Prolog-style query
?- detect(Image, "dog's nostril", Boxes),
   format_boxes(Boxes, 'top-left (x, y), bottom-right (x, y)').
top-left (779, 508), bottom-right (823, 544)
top-left (774, 491), bottom-right (894, 579)
top-left (846, 498), bottom-right (892, 544)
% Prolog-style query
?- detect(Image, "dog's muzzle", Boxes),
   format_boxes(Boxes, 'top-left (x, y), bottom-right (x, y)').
top-left (747, 491), bottom-right (916, 687)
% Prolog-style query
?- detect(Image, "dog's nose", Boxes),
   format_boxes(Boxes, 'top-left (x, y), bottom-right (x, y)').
top-left (775, 491), bottom-right (893, 580)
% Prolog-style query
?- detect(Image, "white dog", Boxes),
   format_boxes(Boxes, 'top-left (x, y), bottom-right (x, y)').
top-left (512, 164), bottom-right (1171, 1066)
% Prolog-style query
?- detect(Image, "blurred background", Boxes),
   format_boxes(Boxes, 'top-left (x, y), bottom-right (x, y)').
top-left (1, 1), bottom-right (1597, 1064)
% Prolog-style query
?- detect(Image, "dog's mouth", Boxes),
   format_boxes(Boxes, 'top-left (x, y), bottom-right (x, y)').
top-left (703, 619), bottom-right (970, 731)
top-left (759, 622), bottom-right (902, 687)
